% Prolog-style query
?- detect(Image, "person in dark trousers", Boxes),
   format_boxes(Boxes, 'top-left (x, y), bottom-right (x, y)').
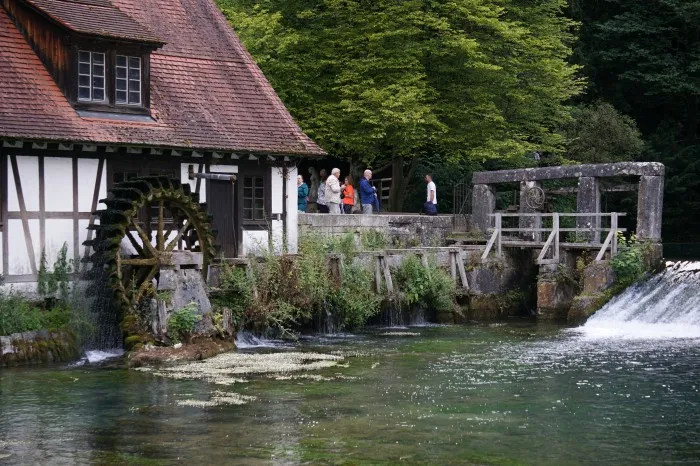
top-left (359, 169), bottom-right (377, 214)
top-left (424, 174), bottom-right (438, 215)
top-left (317, 169), bottom-right (329, 213)
top-left (297, 175), bottom-right (309, 212)
top-left (342, 175), bottom-right (355, 214)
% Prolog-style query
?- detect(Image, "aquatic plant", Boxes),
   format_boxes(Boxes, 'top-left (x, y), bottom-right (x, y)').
top-left (394, 255), bottom-right (455, 314)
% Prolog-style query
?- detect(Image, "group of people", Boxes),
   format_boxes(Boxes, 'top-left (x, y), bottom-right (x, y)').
top-left (297, 168), bottom-right (438, 215)
top-left (297, 168), bottom-right (379, 214)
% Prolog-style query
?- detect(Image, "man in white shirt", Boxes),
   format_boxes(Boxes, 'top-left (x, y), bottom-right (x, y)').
top-left (325, 168), bottom-right (344, 214)
top-left (425, 174), bottom-right (438, 215)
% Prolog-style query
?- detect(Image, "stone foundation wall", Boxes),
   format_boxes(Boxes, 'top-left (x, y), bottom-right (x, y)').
top-left (1, 329), bottom-right (79, 367)
top-left (298, 213), bottom-right (454, 248)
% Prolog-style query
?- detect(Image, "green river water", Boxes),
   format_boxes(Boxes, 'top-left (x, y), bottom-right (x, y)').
top-left (1, 323), bottom-right (699, 465)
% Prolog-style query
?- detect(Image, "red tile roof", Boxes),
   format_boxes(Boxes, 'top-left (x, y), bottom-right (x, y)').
top-left (23, 0), bottom-right (163, 44)
top-left (0, 0), bottom-right (325, 156)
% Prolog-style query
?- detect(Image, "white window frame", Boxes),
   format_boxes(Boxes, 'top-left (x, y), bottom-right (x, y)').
top-left (116, 55), bottom-right (142, 106)
top-left (78, 51), bottom-right (106, 102)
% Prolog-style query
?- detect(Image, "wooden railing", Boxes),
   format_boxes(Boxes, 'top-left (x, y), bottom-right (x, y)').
top-left (481, 212), bottom-right (626, 265)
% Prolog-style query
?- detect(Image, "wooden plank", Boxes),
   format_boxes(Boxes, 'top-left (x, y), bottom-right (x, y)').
top-left (375, 256), bottom-right (383, 293)
top-left (536, 229), bottom-right (557, 264)
top-left (9, 155), bottom-right (37, 275)
top-left (595, 230), bottom-right (614, 261)
top-left (38, 155), bottom-right (45, 254)
top-left (456, 252), bottom-right (469, 290)
top-left (493, 212), bottom-right (626, 218)
top-left (480, 229), bottom-right (499, 262)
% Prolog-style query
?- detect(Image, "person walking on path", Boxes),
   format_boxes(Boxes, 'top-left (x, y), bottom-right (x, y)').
top-left (359, 169), bottom-right (377, 214)
top-left (325, 168), bottom-right (343, 214)
top-left (342, 175), bottom-right (355, 214)
top-left (424, 174), bottom-right (438, 215)
top-left (297, 175), bottom-right (309, 213)
top-left (317, 169), bottom-right (329, 213)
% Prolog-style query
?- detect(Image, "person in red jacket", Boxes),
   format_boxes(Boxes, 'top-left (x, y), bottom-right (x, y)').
top-left (342, 175), bottom-right (355, 214)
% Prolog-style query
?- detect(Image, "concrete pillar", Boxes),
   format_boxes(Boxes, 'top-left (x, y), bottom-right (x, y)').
top-left (576, 177), bottom-right (601, 242)
top-left (637, 175), bottom-right (664, 241)
top-left (472, 184), bottom-right (496, 233)
top-left (519, 181), bottom-right (542, 241)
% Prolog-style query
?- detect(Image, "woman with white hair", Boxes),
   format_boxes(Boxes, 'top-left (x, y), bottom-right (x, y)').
top-left (325, 168), bottom-right (343, 214)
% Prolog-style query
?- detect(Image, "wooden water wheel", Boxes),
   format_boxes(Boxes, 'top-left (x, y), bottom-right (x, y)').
top-left (84, 177), bottom-right (217, 313)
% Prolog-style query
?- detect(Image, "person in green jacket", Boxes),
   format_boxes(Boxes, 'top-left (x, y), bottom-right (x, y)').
top-left (297, 175), bottom-right (309, 212)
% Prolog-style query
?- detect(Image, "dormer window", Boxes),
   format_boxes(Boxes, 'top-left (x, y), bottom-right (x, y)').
top-left (116, 55), bottom-right (142, 105)
top-left (78, 51), bottom-right (106, 102)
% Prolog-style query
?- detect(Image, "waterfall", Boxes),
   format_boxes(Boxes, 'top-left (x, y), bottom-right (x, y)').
top-left (578, 261), bottom-right (700, 340)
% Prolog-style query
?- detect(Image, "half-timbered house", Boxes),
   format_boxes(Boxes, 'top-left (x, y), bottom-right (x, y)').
top-left (0, 0), bottom-right (325, 286)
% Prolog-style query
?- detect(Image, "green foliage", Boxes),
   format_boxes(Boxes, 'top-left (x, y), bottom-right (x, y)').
top-left (219, 0), bottom-right (583, 209)
top-left (360, 229), bottom-right (388, 251)
top-left (37, 243), bottom-right (72, 301)
top-left (0, 293), bottom-right (44, 335)
top-left (610, 233), bottom-right (649, 287)
top-left (167, 303), bottom-right (201, 343)
top-left (561, 102), bottom-right (645, 164)
top-left (394, 255), bottom-right (455, 314)
top-left (211, 263), bottom-right (253, 325)
top-left (331, 263), bottom-right (383, 330)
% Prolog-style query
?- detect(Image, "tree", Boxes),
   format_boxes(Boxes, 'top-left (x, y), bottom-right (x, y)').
top-left (562, 101), bottom-right (644, 164)
top-left (220, 0), bottom-right (583, 210)
top-left (571, 0), bottom-right (700, 241)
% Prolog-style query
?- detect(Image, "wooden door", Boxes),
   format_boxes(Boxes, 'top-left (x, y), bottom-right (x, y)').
top-left (207, 179), bottom-right (237, 258)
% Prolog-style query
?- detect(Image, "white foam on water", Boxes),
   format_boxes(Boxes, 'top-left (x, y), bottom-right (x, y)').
top-left (575, 261), bottom-right (700, 341)
top-left (235, 331), bottom-right (281, 348)
top-left (85, 349), bottom-right (125, 363)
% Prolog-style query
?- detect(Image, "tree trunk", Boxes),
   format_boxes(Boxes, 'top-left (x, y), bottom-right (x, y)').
top-left (389, 156), bottom-right (404, 212)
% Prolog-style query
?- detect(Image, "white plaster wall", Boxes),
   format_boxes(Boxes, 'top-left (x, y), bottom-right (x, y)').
top-left (8, 219), bottom-right (39, 275)
top-left (44, 157), bottom-right (73, 212)
top-left (77, 158), bottom-right (107, 212)
top-left (286, 166), bottom-right (299, 254)
top-left (0, 232), bottom-right (3, 275)
top-left (43, 219), bottom-right (74, 268)
top-left (242, 230), bottom-right (268, 257)
top-left (8, 155), bottom-right (39, 211)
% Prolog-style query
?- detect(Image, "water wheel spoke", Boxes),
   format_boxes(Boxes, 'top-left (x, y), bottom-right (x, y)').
top-left (131, 217), bottom-right (158, 256)
top-left (120, 257), bottom-right (158, 266)
top-left (156, 200), bottom-right (165, 251)
top-left (163, 206), bottom-right (179, 244)
top-left (125, 230), bottom-right (146, 257)
top-left (133, 265), bottom-right (159, 304)
top-left (166, 221), bottom-right (192, 252)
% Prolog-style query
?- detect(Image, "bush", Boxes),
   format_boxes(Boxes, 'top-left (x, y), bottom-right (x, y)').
top-left (212, 263), bottom-right (253, 326)
top-left (167, 303), bottom-right (201, 343)
top-left (611, 233), bottom-right (649, 287)
top-left (0, 293), bottom-right (45, 335)
top-left (394, 255), bottom-right (455, 314)
top-left (331, 263), bottom-right (383, 330)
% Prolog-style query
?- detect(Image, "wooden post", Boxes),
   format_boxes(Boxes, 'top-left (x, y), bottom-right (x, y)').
top-left (553, 213), bottom-right (560, 263)
top-left (382, 256), bottom-right (394, 294)
top-left (450, 250), bottom-right (457, 281)
top-left (455, 249), bottom-right (469, 290)
top-left (611, 213), bottom-right (618, 257)
top-left (495, 213), bottom-right (502, 258)
top-left (375, 255), bottom-right (383, 293)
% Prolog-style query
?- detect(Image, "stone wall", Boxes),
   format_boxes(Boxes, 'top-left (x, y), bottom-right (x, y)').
top-left (298, 213), bottom-right (453, 248)
top-left (1, 329), bottom-right (79, 367)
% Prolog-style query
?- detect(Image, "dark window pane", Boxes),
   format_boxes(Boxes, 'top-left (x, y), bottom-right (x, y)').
top-left (129, 57), bottom-right (140, 69)
top-left (79, 51), bottom-right (90, 62)
top-left (254, 200), bottom-right (264, 210)
top-left (243, 199), bottom-right (252, 209)
top-left (93, 64), bottom-right (104, 77)
top-left (93, 53), bottom-right (104, 65)
top-left (244, 177), bottom-right (252, 188)
top-left (129, 68), bottom-right (140, 80)
top-left (255, 177), bottom-right (264, 188)
top-left (79, 75), bottom-right (90, 87)
top-left (93, 89), bottom-right (104, 101)
top-left (116, 55), bottom-right (127, 67)
top-left (79, 63), bottom-right (90, 75)
top-left (78, 87), bottom-right (90, 99)
top-left (116, 79), bottom-right (127, 91)
top-left (92, 76), bottom-right (104, 88)
top-left (116, 91), bottom-right (127, 103)
top-left (243, 210), bottom-right (252, 220)
top-left (129, 92), bottom-right (141, 104)
top-left (255, 188), bottom-right (264, 199)
top-left (129, 80), bottom-right (140, 92)
top-left (116, 67), bottom-right (127, 79)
